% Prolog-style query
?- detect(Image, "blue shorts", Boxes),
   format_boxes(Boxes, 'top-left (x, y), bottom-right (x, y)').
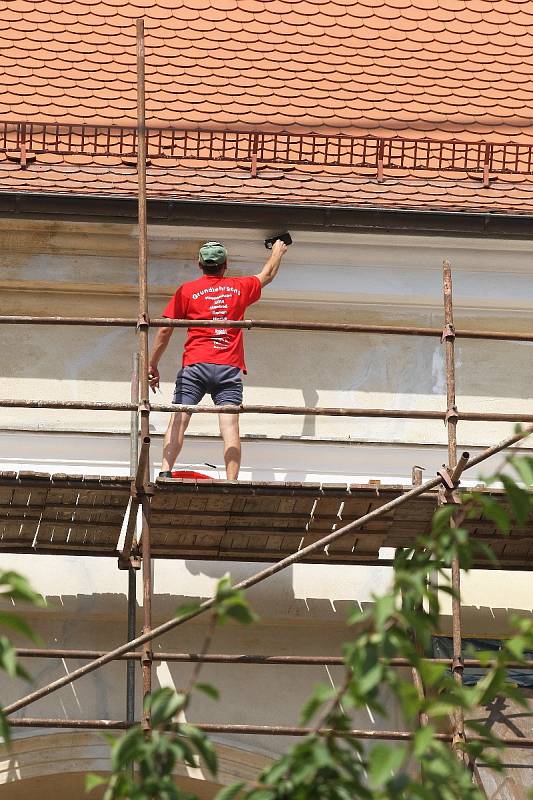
top-left (172, 363), bottom-right (243, 407)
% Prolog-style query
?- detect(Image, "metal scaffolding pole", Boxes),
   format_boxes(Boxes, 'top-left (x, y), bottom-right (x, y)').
top-left (136, 17), bottom-right (153, 733)
top-left (126, 351), bottom-right (139, 726)
top-left (13, 648), bottom-right (533, 669)
top-left (1, 396), bottom-right (533, 424)
top-left (1, 314), bottom-right (533, 344)
top-left (442, 259), bottom-right (466, 762)
top-left (6, 718), bottom-right (533, 749)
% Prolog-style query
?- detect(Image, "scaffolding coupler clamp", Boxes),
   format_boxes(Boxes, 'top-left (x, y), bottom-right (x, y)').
top-left (136, 312), bottom-right (150, 332)
top-left (452, 731), bottom-right (466, 748)
top-left (437, 466), bottom-right (455, 492)
top-left (452, 656), bottom-right (465, 674)
top-left (445, 405), bottom-right (459, 426)
top-left (118, 553), bottom-right (142, 571)
top-left (130, 481), bottom-right (155, 498)
top-left (441, 323), bottom-right (455, 342)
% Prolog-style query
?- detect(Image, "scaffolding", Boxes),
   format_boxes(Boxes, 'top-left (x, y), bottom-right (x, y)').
top-left (0, 19), bottom-right (532, 788)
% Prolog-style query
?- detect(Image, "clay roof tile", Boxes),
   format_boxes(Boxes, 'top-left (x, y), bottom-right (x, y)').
top-left (1, 0), bottom-right (533, 212)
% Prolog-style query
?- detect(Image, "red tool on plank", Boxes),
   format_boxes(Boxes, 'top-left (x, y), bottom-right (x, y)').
top-left (169, 470), bottom-right (213, 480)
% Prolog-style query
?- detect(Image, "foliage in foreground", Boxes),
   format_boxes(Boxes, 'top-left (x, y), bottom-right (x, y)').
top-left (85, 454), bottom-right (533, 799)
top-left (0, 569), bottom-right (45, 743)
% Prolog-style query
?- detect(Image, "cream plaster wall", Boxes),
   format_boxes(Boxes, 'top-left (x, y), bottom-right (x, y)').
top-left (0, 219), bottom-right (532, 792)
top-left (2, 219), bottom-right (532, 447)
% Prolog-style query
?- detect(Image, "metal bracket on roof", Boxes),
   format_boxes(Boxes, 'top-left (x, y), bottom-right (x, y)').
top-left (483, 143), bottom-right (492, 188)
top-left (376, 139), bottom-right (385, 182)
top-left (250, 133), bottom-right (259, 177)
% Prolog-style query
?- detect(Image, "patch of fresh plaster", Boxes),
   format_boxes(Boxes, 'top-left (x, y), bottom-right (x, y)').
top-left (431, 345), bottom-right (446, 395)
top-left (64, 329), bottom-right (129, 382)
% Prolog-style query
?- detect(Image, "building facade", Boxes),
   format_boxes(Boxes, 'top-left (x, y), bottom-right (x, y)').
top-left (0, 0), bottom-right (532, 795)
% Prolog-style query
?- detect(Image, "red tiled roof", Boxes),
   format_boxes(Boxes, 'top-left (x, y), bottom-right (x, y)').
top-left (1, 0), bottom-right (533, 213)
top-left (3, 159), bottom-right (533, 215)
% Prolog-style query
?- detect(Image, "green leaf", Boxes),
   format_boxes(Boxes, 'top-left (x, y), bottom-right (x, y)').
top-left (214, 782), bottom-right (246, 800)
top-left (175, 602), bottom-right (202, 619)
top-left (111, 728), bottom-right (143, 771)
top-left (347, 606), bottom-right (371, 626)
top-left (418, 660), bottom-right (446, 687)
top-left (500, 475), bottom-right (531, 527)
top-left (0, 611), bottom-right (38, 642)
top-left (508, 456), bottom-right (533, 487)
top-left (0, 571), bottom-right (46, 606)
top-left (180, 723), bottom-right (218, 776)
top-left (431, 505), bottom-right (456, 534)
top-left (215, 574), bottom-right (234, 602)
top-left (395, 681), bottom-right (421, 718)
top-left (0, 710), bottom-right (10, 745)
top-left (0, 637), bottom-right (18, 678)
top-left (148, 688), bottom-right (186, 726)
top-left (473, 540), bottom-right (500, 567)
top-left (86, 773), bottom-right (108, 793)
top-left (413, 725), bottom-right (435, 758)
top-left (219, 599), bottom-right (258, 626)
top-left (505, 635), bottom-right (527, 661)
top-left (357, 663), bottom-right (384, 695)
top-left (299, 684), bottom-right (335, 725)
top-left (196, 682), bottom-right (220, 701)
top-left (374, 595), bottom-right (396, 629)
top-left (476, 495), bottom-right (511, 535)
top-left (367, 743), bottom-right (405, 788)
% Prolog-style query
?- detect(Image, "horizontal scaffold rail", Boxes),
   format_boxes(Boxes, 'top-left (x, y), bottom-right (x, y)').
top-left (14, 648), bottom-right (533, 670)
top-left (1, 397), bottom-right (532, 424)
top-left (1, 315), bottom-right (533, 343)
top-left (7, 718), bottom-right (533, 748)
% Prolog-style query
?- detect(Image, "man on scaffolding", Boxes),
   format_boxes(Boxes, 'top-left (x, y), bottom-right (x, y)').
top-left (148, 238), bottom-right (288, 480)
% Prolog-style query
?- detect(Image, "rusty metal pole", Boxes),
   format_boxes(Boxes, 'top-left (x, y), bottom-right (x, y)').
top-left (130, 352), bottom-right (140, 475)
top-left (127, 352), bottom-right (139, 727)
top-left (136, 17), bottom-right (152, 731)
top-left (442, 259), bottom-right (465, 761)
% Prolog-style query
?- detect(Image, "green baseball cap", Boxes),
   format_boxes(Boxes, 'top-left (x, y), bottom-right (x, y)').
top-left (199, 241), bottom-right (227, 267)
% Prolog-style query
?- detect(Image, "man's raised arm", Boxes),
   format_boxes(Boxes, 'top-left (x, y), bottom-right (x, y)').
top-left (255, 239), bottom-right (288, 288)
top-left (148, 325), bottom-right (174, 392)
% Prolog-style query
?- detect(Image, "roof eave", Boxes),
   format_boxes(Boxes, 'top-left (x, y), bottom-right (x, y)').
top-left (0, 191), bottom-right (532, 240)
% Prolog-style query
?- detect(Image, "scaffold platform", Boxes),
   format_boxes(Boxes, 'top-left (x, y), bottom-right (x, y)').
top-left (1, 471), bottom-right (531, 569)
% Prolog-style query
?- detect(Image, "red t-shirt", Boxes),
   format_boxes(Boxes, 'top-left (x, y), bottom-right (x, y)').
top-left (162, 274), bottom-right (262, 372)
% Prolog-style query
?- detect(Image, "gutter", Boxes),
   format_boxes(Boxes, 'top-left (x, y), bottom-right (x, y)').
top-left (0, 191), bottom-right (533, 239)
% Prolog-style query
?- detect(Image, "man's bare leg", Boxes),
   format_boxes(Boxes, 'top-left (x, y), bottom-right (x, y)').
top-left (218, 411), bottom-right (241, 480)
top-left (161, 411), bottom-right (191, 472)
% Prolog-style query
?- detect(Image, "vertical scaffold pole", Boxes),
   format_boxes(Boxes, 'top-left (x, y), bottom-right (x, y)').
top-left (136, 17), bottom-right (152, 730)
top-left (127, 351), bottom-right (139, 726)
top-left (442, 259), bottom-right (465, 760)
